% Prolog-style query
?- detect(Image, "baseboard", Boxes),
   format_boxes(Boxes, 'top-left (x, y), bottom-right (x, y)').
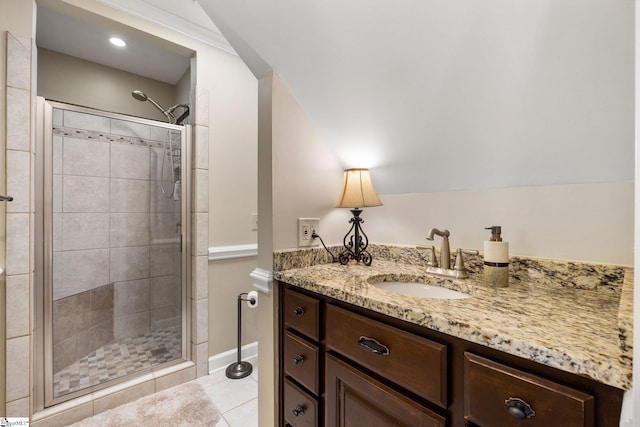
top-left (208, 341), bottom-right (259, 374)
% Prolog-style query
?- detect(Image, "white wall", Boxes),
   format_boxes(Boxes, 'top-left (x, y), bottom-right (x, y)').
top-left (269, 85), bottom-right (633, 265)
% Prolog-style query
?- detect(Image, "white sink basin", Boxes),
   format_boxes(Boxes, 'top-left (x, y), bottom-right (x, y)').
top-left (371, 281), bottom-right (471, 299)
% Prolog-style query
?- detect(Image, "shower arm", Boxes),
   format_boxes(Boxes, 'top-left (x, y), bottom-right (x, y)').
top-left (147, 98), bottom-right (176, 124)
top-left (167, 104), bottom-right (190, 125)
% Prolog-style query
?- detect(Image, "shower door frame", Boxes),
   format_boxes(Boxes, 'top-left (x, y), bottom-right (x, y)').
top-left (34, 99), bottom-right (192, 409)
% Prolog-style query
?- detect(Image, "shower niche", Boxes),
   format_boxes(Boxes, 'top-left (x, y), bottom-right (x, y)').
top-left (40, 101), bottom-right (190, 405)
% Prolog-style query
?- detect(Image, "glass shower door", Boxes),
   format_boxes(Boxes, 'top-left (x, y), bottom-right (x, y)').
top-left (44, 102), bottom-right (187, 404)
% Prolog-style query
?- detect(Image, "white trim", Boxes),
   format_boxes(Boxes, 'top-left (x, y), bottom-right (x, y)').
top-left (250, 268), bottom-right (273, 295)
top-left (208, 341), bottom-right (258, 374)
top-left (208, 244), bottom-right (258, 260)
top-left (94, 0), bottom-right (236, 55)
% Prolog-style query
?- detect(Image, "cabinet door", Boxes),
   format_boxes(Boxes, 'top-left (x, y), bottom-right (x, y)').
top-left (326, 354), bottom-right (446, 427)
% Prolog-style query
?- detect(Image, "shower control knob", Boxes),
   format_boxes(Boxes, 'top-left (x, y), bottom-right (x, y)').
top-left (291, 355), bottom-right (304, 365)
top-left (292, 307), bottom-right (305, 316)
top-left (292, 405), bottom-right (305, 417)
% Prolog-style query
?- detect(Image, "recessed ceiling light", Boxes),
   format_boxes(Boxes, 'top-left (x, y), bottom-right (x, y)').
top-left (109, 37), bottom-right (126, 47)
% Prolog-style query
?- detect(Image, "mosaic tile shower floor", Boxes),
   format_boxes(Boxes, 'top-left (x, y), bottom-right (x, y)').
top-left (53, 326), bottom-right (182, 397)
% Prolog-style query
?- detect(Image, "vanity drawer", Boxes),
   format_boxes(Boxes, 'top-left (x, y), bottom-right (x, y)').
top-left (284, 289), bottom-right (320, 341)
top-left (284, 378), bottom-right (318, 427)
top-left (464, 352), bottom-right (595, 427)
top-left (284, 330), bottom-right (320, 395)
top-left (325, 304), bottom-right (447, 407)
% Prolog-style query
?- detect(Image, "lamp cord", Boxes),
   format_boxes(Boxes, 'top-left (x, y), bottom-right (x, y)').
top-left (312, 232), bottom-right (339, 263)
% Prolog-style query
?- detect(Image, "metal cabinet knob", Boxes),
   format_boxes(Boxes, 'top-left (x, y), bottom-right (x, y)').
top-left (292, 307), bottom-right (305, 316)
top-left (292, 405), bottom-right (305, 417)
top-left (291, 355), bottom-right (304, 365)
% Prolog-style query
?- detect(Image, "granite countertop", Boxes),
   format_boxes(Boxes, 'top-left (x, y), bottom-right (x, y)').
top-left (274, 244), bottom-right (633, 390)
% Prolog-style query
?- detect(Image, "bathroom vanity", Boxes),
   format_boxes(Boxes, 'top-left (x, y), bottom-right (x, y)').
top-left (274, 245), bottom-right (632, 427)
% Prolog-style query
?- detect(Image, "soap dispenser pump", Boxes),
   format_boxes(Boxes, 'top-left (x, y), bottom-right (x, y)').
top-left (483, 226), bottom-right (509, 287)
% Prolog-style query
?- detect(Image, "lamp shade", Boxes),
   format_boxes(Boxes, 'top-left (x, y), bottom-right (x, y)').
top-left (335, 168), bottom-right (382, 208)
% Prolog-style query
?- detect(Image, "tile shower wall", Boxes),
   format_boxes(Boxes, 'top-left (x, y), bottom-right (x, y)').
top-left (52, 283), bottom-right (114, 373)
top-left (52, 109), bottom-right (182, 363)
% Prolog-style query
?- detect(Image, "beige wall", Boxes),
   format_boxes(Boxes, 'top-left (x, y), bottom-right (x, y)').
top-left (174, 66), bottom-right (191, 118)
top-left (201, 35), bottom-right (258, 355)
top-left (38, 48), bottom-right (177, 122)
top-left (256, 71), bottom-right (275, 427)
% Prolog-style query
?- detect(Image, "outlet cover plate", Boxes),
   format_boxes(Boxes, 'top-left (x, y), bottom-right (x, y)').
top-left (298, 218), bottom-right (320, 247)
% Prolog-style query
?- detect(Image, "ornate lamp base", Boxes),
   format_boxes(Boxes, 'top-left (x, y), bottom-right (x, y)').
top-left (338, 208), bottom-right (373, 266)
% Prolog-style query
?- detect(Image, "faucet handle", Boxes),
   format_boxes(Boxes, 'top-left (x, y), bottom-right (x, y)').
top-left (453, 248), bottom-right (479, 272)
top-left (417, 245), bottom-right (438, 267)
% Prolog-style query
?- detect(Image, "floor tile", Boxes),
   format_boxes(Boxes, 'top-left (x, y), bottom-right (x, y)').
top-left (223, 398), bottom-right (258, 427)
top-left (201, 376), bottom-right (258, 413)
top-left (197, 369), bottom-right (228, 388)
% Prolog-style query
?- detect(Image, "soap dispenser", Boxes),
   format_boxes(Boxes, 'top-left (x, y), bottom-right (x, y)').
top-left (483, 226), bottom-right (509, 287)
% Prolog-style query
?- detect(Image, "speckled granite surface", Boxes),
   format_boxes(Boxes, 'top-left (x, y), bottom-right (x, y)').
top-left (274, 244), bottom-right (633, 390)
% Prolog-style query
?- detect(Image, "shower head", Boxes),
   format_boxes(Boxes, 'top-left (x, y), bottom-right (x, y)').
top-left (132, 90), bottom-right (148, 102)
top-left (131, 90), bottom-right (175, 124)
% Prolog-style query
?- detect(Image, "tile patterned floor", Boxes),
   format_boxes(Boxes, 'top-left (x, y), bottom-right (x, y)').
top-left (54, 326), bottom-right (182, 397)
top-left (197, 356), bottom-right (259, 427)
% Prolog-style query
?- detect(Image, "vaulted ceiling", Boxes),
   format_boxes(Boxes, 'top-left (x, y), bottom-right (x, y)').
top-left (35, 0), bottom-right (634, 195)
top-left (199, 0), bottom-right (634, 194)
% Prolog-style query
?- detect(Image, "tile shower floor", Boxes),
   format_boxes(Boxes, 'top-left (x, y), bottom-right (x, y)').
top-left (53, 326), bottom-right (182, 396)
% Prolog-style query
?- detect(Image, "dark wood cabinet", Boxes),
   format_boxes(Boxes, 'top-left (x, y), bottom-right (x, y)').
top-left (284, 331), bottom-right (320, 395)
top-left (281, 288), bottom-right (323, 427)
top-left (284, 378), bottom-right (318, 427)
top-left (326, 304), bottom-right (447, 408)
top-left (325, 353), bottom-right (446, 427)
top-left (278, 283), bottom-right (624, 427)
top-left (464, 352), bottom-right (595, 427)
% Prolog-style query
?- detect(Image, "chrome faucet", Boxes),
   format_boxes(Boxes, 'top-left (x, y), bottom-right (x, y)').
top-left (421, 228), bottom-right (478, 279)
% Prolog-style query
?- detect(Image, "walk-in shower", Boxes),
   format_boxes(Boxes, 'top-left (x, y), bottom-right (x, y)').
top-left (38, 100), bottom-right (190, 406)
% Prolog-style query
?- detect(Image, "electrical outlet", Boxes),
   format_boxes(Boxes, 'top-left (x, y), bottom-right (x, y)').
top-left (298, 218), bottom-right (320, 247)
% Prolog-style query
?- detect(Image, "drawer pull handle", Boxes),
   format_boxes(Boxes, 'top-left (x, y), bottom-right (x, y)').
top-left (292, 307), bottom-right (305, 316)
top-left (292, 405), bottom-right (305, 417)
top-left (358, 336), bottom-right (390, 355)
top-left (291, 355), bottom-right (304, 365)
top-left (505, 397), bottom-right (535, 419)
